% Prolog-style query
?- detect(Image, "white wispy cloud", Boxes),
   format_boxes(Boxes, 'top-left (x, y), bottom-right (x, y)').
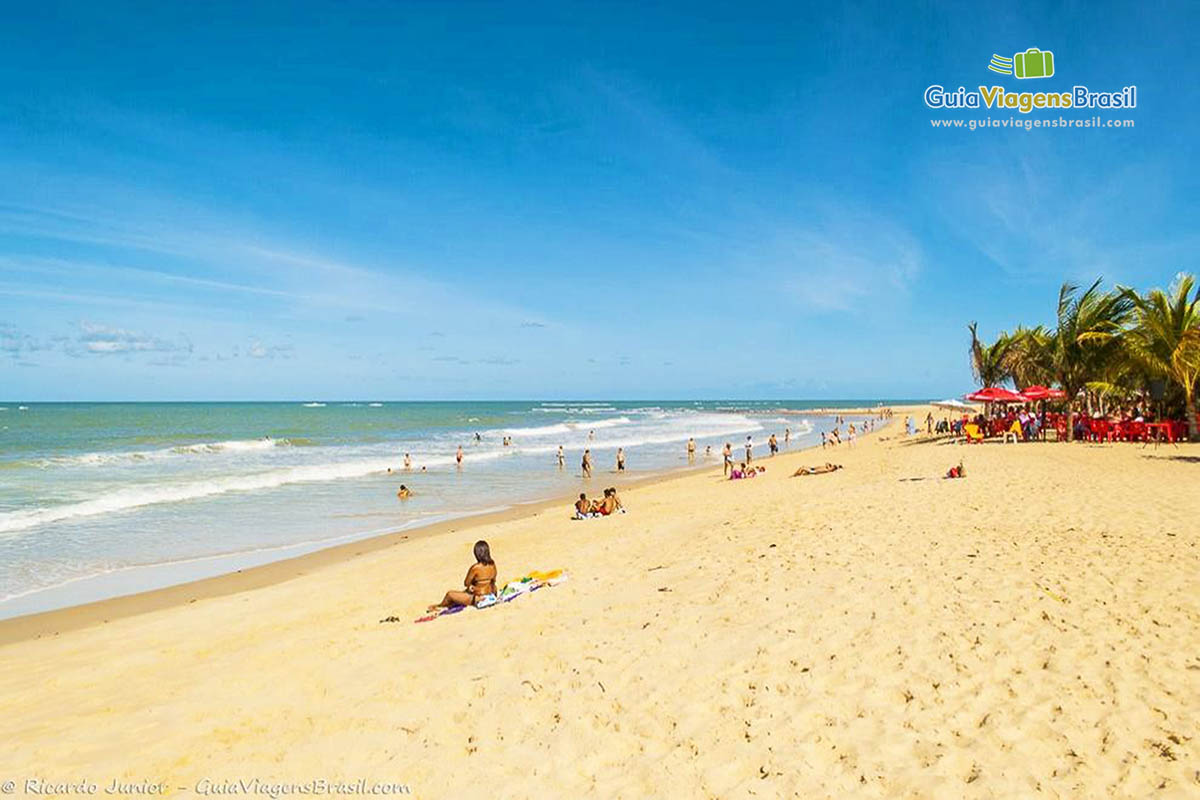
top-left (0, 202), bottom-right (551, 330)
top-left (72, 320), bottom-right (192, 356)
top-left (784, 228), bottom-right (921, 312)
top-left (0, 322), bottom-right (48, 360)
top-left (247, 339), bottom-right (294, 359)
top-left (927, 151), bottom-right (1191, 285)
top-left (722, 209), bottom-right (923, 314)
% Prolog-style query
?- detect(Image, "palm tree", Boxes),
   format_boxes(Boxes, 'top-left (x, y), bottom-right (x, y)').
top-left (1005, 325), bottom-right (1053, 390)
top-left (1046, 279), bottom-right (1133, 440)
top-left (1120, 274), bottom-right (1200, 441)
top-left (967, 321), bottom-right (1014, 388)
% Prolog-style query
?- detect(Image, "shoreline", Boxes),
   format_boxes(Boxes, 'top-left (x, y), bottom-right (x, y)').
top-left (0, 467), bottom-right (677, 645)
top-left (0, 412), bottom-right (894, 646)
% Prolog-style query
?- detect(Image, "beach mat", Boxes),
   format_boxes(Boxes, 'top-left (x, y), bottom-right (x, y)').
top-left (406, 570), bottom-right (568, 624)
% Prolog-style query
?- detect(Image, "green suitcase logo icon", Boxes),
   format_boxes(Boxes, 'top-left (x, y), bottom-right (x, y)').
top-left (1013, 47), bottom-right (1054, 79)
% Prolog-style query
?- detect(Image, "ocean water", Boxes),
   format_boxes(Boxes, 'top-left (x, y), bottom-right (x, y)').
top-left (0, 401), bottom-right (891, 618)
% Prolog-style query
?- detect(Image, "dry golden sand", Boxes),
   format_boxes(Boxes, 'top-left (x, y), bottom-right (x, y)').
top-left (1, 406), bottom-right (1198, 798)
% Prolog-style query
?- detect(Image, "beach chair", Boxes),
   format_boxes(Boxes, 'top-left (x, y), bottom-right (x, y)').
top-left (1001, 420), bottom-right (1021, 444)
top-left (962, 423), bottom-right (984, 444)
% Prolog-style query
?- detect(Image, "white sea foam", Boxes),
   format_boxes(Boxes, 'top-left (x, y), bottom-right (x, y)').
top-left (512, 423), bottom-right (767, 456)
top-left (35, 438), bottom-right (291, 468)
top-left (0, 458), bottom-right (392, 534)
top-left (495, 416), bottom-right (632, 437)
top-left (1, 444), bottom-right (527, 535)
top-left (531, 403), bottom-right (619, 414)
top-left (302, 402), bottom-right (326, 407)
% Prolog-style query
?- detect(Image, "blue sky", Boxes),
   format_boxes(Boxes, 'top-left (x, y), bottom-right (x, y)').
top-left (1, 0), bottom-right (1196, 400)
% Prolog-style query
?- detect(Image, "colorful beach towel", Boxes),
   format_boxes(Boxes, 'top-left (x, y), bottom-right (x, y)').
top-left (408, 570), bottom-right (569, 623)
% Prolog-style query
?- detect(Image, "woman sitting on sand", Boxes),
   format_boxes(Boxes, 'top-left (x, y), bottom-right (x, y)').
top-left (429, 540), bottom-right (498, 610)
top-left (792, 463), bottom-right (842, 477)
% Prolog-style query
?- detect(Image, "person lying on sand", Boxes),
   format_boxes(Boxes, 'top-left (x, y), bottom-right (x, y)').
top-left (428, 540), bottom-right (497, 611)
top-left (792, 463), bottom-right (842, 476)
top-left (729, 463), bottom-right (760, 480)
top-left (396, 484), bottom-right (412, 499)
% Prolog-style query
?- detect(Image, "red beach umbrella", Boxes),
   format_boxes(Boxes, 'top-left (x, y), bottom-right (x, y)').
top-left (965, 387), bottom-right (1028, 404)
top-left (1020, 385), bottom-right (1066, 400)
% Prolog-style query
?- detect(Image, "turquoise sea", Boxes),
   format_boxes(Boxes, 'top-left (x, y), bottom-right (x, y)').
top-left (0, 400), bottom-right (900, 617)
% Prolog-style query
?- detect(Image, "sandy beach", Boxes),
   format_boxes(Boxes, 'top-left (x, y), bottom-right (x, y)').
top-left (1, 405), bottom-right (1197, 798)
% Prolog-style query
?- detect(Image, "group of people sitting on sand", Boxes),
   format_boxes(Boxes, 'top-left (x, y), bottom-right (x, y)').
top-left (728, 463), bottom-right (766, 480)
top-left (574, 487), bottom-right (625, 518)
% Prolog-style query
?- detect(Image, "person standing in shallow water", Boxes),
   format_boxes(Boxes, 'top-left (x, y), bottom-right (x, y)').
top-left (456, 445), bottom-right (463, 467)
top-left (687, 438), bottom-right (696, 461)
top-left (616, 447), bottom-right (625, 472)
top-left (581, 449), bottom-right (592, 477)
top-left (556, 445), bottom-right (565, 469)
